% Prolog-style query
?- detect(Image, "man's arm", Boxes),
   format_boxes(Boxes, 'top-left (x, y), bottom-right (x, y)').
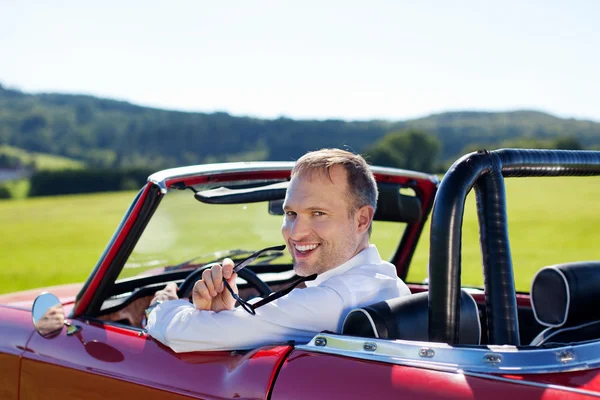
top-left (145, 284), bottom-right (344, 352)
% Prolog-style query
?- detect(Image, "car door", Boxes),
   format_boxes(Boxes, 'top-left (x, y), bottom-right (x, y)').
top-left (0, 307), bottom-right (33, 400)
top-left (21, 316), bottom-right (292, 399)
top-left (270, 349), bottom-right (596, 399)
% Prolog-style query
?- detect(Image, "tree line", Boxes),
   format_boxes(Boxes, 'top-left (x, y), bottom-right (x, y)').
top-left (1, 82), bottom-right (599, 198)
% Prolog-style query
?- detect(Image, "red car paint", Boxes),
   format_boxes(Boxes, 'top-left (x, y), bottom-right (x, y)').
top-left (271, 351), bottom-right (598, 399)
top-left (22, 314), bottom-right (292, 399)
top-left (0, 307), bottom-right (35, 400)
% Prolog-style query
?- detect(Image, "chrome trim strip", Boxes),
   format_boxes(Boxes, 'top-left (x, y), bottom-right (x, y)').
top-left (148, 162), bottom-right (295, 193)
top-left (147, 162), bottom-right (439, 193)
top-left (296, 333), bottom-right (600, 374)
top-left (462, 370), bottom-right (600, 398)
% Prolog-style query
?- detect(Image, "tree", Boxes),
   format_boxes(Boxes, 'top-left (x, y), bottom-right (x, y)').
top-left (0, 184), bottom-right (11, 199)
top-left (553, 135), bottom-right (583, 150)
top-left (364, 129), bottom-right (441, 172)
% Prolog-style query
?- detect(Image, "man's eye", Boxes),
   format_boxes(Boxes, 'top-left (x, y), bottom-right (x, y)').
top-left (285, 211), bottom-right (296, 217)
top-left (313, 211), bottom-right (325, 216)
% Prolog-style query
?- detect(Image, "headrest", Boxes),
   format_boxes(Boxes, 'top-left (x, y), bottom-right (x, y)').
top-left (342, 290), bottom-right (481, 344)
top-left (531, 261), bottom-right (600, 328)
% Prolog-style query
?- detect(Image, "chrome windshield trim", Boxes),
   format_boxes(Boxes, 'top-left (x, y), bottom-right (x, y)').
top-left (297, 333), bottom-right (600, 374)
top-left (148, 162), bottom-right (296, 193)
top-left (147, 162), bottom-right (439, 193)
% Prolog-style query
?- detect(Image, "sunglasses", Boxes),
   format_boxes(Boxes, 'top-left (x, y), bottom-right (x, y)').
top-left (222, 244), bottom-right (317, 315)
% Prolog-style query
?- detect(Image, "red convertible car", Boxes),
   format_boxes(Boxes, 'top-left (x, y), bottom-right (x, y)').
top-left (2, 148), bottom-right (600, 399)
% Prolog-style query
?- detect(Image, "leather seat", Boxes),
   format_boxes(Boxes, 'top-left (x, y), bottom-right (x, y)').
top-left (530, 261), bottom-right (600, 346)
top-left (342, 290), bottom-right (481, 344)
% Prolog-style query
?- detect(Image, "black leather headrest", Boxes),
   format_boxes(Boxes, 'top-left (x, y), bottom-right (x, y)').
top-left (342, 290), bottom-right (481, 344)
top-left (531, 261), bottom-right (600, 328)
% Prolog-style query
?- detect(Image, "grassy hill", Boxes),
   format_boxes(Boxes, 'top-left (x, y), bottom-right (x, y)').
top-left (405, 110), bottom-right (600, 159)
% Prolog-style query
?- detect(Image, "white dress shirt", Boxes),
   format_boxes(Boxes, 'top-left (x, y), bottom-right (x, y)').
top-left (146, 244), bottom-right (411, 352)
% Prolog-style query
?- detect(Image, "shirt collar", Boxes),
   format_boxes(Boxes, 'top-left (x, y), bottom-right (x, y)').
top-left (305, 244), bottom-right (382, 287)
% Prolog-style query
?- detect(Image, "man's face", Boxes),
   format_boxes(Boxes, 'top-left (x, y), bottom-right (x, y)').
top-left (281, 165), bottom-right (366, 276)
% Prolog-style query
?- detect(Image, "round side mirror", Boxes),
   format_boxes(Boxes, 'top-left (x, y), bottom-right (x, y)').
top-left (32, 292), bottom-right (65, 338)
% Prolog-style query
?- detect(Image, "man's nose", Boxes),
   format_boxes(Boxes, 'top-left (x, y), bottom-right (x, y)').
top-left (289, 216), bottom-right (310, 240)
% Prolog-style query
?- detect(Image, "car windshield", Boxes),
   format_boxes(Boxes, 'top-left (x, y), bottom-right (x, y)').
top-left (117, 179), bottom-right (407, 281)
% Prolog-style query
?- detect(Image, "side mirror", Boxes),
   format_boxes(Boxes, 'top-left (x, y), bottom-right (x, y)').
top-left (32, 292), bottom-right (65, 338)
top-left (32, 292), bottom-right (81, 338)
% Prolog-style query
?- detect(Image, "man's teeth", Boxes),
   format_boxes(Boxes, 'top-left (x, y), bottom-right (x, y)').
top-left (296, 244), bottom-right (318, 252)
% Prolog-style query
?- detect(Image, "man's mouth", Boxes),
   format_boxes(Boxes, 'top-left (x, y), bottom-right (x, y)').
top-left (294, 243), bottom-right (320, 257)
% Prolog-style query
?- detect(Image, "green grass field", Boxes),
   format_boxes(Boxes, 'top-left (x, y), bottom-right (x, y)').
top-left (1, 176), bottom-right (599, 295)
top-left (0, 191), bottom-right (138, 294)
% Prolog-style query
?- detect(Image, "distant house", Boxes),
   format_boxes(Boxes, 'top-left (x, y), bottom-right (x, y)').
top-left (0, 167), bottom-right (32, 183)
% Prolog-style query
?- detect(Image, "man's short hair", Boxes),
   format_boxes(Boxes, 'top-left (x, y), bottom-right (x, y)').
top-left (291, 148), bottom-right (378, 233)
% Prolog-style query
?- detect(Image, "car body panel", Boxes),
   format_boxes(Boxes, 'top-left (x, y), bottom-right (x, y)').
top-left (502, 370), bottom-right (600, 395)
top-left (271, 350), bottom-right (598, 399)
top-left (0, 307), bottom-right (34, 400)
top-left (22, 316), bottom-right (293, 399)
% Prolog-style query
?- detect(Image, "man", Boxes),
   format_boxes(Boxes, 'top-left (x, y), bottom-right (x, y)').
top-left (146, 148), bottom-right (410, 352)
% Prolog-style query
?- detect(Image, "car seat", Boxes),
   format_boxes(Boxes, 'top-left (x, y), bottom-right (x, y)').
top-left (341, 289), bottom-right (481, 344)
top-left (530, 261), bottom-right (600, 346)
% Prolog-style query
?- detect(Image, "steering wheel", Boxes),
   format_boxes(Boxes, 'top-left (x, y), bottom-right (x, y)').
top-left (178, 264), bottom-right (272, 299)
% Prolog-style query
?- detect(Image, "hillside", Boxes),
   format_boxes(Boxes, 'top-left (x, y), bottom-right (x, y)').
top-left (1, 83), bottom-right (599, 169)
top-left (405, 110), bottom-right (600, 158)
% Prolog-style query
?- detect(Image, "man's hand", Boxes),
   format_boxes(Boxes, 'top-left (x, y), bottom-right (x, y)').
top-left (151, 282), bottom-right (179, 305)
top-left (192, 258), bottom-right (238, 312)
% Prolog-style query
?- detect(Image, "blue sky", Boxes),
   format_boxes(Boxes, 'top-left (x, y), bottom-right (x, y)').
top-left (1, 1), bottom-right (599, 122)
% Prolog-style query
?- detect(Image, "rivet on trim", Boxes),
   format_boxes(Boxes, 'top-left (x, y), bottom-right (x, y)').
top-left (483, 353), bottom-right (502, 365)
top-left (363, 342), bottom-right (377, 352)
top-left (315, 337), bottom-right (327, 347)
top-left (557, 350), bottom-right (575, 363)
top-left (419, 348), bottom-right (435, 358)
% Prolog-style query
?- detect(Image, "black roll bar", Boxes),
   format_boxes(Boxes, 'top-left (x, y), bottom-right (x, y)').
top-left (428, 149), bottom-right (600, 345)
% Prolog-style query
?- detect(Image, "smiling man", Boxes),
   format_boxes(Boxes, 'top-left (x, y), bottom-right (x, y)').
top-left (146, 148), bottom-right (411, 352)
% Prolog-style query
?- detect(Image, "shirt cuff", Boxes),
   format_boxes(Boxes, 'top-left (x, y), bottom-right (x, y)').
top-left (146, 299), bottom-right (194, 344)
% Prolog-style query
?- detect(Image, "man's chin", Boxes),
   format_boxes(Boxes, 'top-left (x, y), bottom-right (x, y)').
top-left (293, 262), bottom-right (315, 277)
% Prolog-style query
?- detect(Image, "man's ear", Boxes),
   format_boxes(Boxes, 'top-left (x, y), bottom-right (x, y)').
top-left (356, 205), bottom-right (374, 234)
